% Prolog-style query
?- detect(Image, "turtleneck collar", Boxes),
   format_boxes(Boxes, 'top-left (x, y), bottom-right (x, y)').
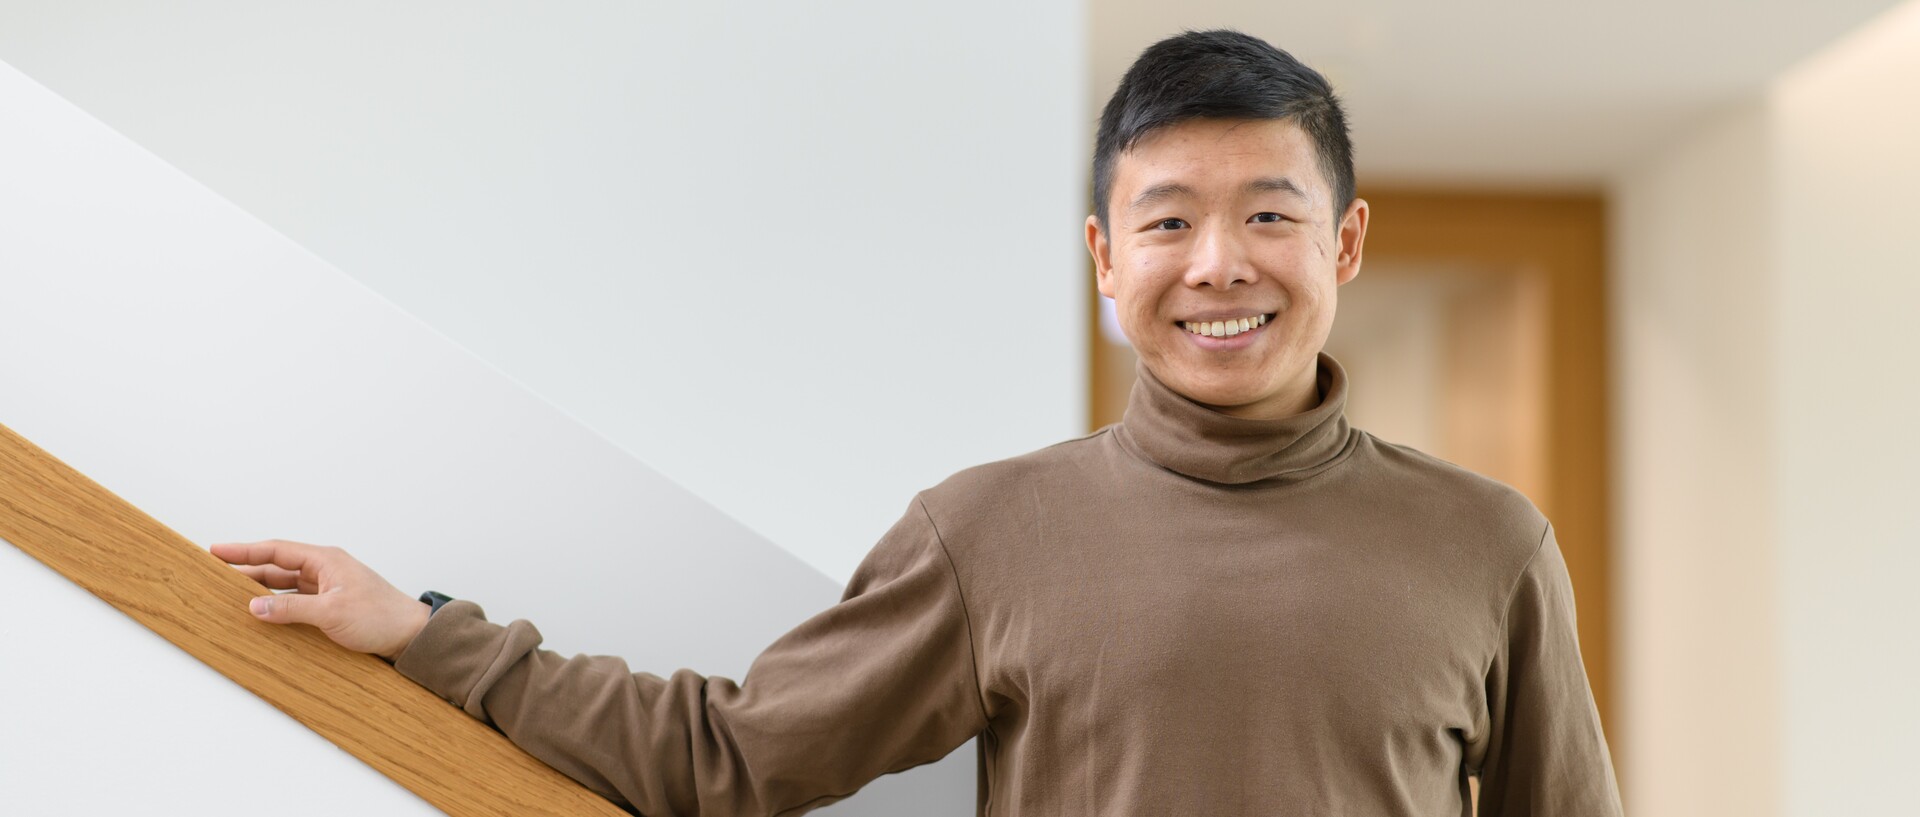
top-left (1115, 351), bottom-right (1355, 486)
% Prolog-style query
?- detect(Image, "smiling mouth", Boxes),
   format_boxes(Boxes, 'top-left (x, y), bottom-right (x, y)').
top-left (1178, 313), bottom-right (1274, 338)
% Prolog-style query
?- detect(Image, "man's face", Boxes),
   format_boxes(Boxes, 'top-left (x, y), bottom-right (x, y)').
top-left (1087, 117), bottom-right (1368, 420)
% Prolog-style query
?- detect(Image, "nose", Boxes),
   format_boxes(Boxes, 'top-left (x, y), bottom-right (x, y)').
top-left (1182, 222), bottom-right (1259, 290)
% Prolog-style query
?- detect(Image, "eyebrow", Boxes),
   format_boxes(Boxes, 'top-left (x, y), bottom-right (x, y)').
top-left (1127, 176), bottom-right (1311, 212)
top-left (1128, 182), bottom-right (1195, 212)
top-left (1246, 176), bottom-right (1310, 201)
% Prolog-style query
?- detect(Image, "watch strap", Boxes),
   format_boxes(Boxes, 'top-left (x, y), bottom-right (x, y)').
top-left (418, 589), bottom-right (454, 617)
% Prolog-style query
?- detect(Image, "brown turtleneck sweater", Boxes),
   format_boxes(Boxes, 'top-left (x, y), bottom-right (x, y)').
top-left (393, 352), bottom-right (1623, 816)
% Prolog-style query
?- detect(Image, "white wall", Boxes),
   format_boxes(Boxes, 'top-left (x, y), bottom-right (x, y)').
top-left (1, 5), bottom-right (1084, 810)
top-left (0, 57), bottom-right (971, 816)
top-left (1610, 2), bottom-right (1920, 814)
top-left (1769, 4), bottom-right (1920, 812)
top-left (0, 0), bottom-right (1089, 584)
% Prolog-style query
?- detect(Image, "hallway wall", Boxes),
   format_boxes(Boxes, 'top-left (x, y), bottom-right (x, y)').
top-left (1612, 101), bottom-right (1781, 817)
top-left (1770, 6), bottom-right (1920, 811)
top-left (1610, 2), bottom-right (1920, 813)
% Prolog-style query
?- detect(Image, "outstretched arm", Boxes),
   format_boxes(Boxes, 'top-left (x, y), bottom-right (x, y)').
top-left (213, 495), bottom-right (988, 815)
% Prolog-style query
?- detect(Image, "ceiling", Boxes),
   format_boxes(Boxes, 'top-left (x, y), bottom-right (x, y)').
top-left (1093, 0), bottom-right (1907, 189)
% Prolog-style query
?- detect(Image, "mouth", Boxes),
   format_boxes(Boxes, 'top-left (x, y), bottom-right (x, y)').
top-left (1177, 313), bottom-right (1274, 339)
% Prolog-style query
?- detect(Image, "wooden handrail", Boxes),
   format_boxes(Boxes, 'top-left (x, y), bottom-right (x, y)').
top-left (0, 420), bottom-right (628, 816)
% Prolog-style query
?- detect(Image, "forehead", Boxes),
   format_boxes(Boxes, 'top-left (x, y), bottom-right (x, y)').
top-left (1111, 118), bottom-right (1329, 207)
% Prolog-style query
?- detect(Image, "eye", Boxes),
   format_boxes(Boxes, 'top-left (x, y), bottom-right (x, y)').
top-left (1153, 218), bottom-right (1189, 231)
top-left (1250, 212), bottom-right (1288, 224)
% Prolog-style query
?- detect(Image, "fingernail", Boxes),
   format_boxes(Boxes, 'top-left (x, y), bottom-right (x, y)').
top-left (250, 597), bottom-right (268, 616)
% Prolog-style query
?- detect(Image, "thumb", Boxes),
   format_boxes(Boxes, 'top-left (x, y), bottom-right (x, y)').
top-left (249, 592), bottom-right (322, 626)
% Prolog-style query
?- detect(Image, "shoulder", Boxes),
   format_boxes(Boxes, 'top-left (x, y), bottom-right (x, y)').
top-left (921, 427), bottom-right (1114, 506)
top-left (908, 427), bottom-right (1116, 549)
top-left (1350, 429), bottom-right (1548, 554)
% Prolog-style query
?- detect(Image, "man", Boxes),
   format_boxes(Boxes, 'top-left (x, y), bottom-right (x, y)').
top-left (213, 29), bottom-right (1623, 816)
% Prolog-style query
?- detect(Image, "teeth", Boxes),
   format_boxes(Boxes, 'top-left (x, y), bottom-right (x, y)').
top-left (1182, 314), bottom-right (1269, 338)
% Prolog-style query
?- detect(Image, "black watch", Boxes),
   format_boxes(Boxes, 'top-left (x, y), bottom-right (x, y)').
top-left (418, 590), bottom-right (454, 617)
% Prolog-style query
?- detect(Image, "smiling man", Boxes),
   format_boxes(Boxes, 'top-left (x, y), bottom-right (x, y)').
top-left (213, 29), bottom-right (1623, 816)
top-left (1092, 117), bottom-right (1355, 423)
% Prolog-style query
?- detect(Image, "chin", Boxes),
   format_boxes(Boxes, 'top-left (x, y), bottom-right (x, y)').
top-left (1168, 370), bottom-right (1273, 409)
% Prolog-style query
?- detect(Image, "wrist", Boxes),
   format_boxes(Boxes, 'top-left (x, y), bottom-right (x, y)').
top-left (378, 599), bottom-right (432, 662)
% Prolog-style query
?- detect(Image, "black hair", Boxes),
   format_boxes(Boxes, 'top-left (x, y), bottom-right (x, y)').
top-left (1093, 29), bottom-right (1355, 230)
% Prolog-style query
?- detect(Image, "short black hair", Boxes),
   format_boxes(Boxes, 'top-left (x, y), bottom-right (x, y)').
top-left (1093, 30), bottom-right (1355, 229)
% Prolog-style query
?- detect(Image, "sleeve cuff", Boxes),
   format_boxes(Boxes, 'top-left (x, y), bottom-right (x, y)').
top-left (391, 598), bottom-right (507, 710)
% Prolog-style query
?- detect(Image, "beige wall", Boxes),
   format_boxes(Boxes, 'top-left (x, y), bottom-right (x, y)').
top-left (1612, 100), bottom-right (1783, 817)
top-left (1771, 3), bottom-right (1920, 812)
top-left (1610, 2), bottom-right (1920, 814)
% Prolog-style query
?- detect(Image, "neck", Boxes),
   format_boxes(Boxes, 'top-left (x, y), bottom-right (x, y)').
top-left (1200, 363), bottom-right (1322, 421)
top-left (1117, 352), bottom-right (1355, 486)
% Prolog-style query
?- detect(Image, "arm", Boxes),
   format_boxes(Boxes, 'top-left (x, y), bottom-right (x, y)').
top-left (218, 496), bottom-right (987, 816)
top-left (1476, 523), bottom-right (1624, 816)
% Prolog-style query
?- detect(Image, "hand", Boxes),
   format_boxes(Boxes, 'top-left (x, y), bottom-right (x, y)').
top-left (209, 539), bottom-right (431, 661)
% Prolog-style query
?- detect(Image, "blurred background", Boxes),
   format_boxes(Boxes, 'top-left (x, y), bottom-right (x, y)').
top-left (2, 1), bottom-right (1916, 814)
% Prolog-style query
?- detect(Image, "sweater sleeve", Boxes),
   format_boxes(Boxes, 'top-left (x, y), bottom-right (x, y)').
top-left (390, 495), bottom-right (988, 816)
top-left (1476, 522), bottom-right (1624, 817)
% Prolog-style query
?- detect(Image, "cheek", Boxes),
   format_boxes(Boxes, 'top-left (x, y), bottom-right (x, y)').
top-left (1252, 238), bottom-right (1314, 272)
top-left (1115, 250), bottom-right (1182, 318)
top-left (1279, 284), bottom-right (1328, 325)
top-left (1254, 245), bottom-right (1334, 311)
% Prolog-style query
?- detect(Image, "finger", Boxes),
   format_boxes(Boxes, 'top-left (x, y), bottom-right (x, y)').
top-left (208, 542), bottom-right (255, 562)
top-left (211, 539), bottom-right (329, 573)
top-left (249, 591), bottom-right (326, 626)
top-left (233, 564), bottom-right (306, 591)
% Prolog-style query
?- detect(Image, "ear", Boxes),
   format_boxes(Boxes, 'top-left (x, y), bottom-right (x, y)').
top-left (1334, 197), bottom-right (1369, 286)
top-left (1087, 214), bottom-right (1117, 298)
